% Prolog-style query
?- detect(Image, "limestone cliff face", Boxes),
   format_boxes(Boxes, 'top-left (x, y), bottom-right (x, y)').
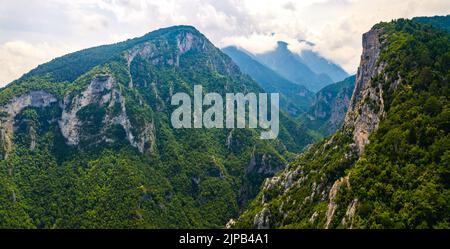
top-left (0, 73), bottom-right (156, 157)
top-left (344, 28), bottom-right (386, 154)
top-left (59, 73), bottom-right (155, 154)
top-left (0, 29), bottom-right (247, 159)
top-left (0, 91), bottom-right (57, 159)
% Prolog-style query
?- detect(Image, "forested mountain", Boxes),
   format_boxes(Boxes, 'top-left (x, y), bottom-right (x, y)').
top-left (304, 76), bottom-right (356, 137)
top-left (222, 46), bottom-right (314, 117)
top-left (1, 14), bottom-right (448, 230)
top-left (0, 26), bottom-right (315, 228)
top-left (232, 17), bottom-right (450, 229)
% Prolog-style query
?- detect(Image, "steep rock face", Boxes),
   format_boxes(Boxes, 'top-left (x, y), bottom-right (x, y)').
top-left (235, 16), bottom-right (450, 229)
top-left (59, 73), bottom-right (156, 154)
top-left (0, 91), bottom-right (57, 159)
top-left (238, 148), bottom-right (286, 207)
top-left (325, 176), bottom-right (349, 229)
top-left (233, 26), bottom-right (392, 229)
top-left (59, 75), bottom-right (115, 145)
top-left (344, 28), bottom-right (387, 154)
top-left (253, 207), bottom-right (271, 229)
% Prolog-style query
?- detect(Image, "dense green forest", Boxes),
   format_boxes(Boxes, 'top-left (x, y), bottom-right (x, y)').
top-left (234, 18), bottom-right (449, 229)
top-left (0, 26), bottom-right (314, 228)
top-left (0, 16), bottom-right (448, 229)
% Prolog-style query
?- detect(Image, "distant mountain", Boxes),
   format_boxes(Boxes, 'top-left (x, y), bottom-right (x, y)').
top-left (298, 50), bottom-right (349, 83)
top-left (304, 75), bottom-right (356, 137)
top-left (222, 46), bottom-right (314, 116)
top-left (254, 41), bottom-right (333, 92)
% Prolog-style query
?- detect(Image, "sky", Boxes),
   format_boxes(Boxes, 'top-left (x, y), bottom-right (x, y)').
top-left (0, 0), bottom-right (449, 86)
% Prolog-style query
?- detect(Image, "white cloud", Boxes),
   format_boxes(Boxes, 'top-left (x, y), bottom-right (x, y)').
top-left (0, 41), bottom-right (78, 85)
top-left (0, 0), bottom-right (449, 86)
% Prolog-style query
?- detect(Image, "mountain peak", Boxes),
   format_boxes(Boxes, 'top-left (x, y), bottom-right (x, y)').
top-left (143, 25), bottom-right (203, 38)
top-left (276, 41), bottom-right (289, 49)
top-left (20, 25), bottom-right (211, 84)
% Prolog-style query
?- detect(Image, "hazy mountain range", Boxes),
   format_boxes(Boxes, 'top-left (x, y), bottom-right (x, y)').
top-left (225, 41), bottom-right (349, 93)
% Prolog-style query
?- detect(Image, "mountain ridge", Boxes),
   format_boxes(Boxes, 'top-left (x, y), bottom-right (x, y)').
top-left (0, 25), bottom-right (315, 228)
top-left (222, 45), bottom-right (314, 116)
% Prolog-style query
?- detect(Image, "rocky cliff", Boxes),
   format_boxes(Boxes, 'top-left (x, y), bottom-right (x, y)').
top-left (233, 22), bottom-right (409, 229)
top-left (0, 25), bottom-right (314, 228)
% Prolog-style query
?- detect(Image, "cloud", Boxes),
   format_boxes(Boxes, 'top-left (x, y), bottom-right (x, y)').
top-left (0, 40), bottom-right (78, 85)
top-left (0, 0), bottom-right (449, 85)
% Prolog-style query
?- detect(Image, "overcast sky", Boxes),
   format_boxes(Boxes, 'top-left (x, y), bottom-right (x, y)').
top-left (0, 0), bottom-right (449, 86)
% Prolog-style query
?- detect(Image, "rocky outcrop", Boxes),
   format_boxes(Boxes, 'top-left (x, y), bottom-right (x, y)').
top-left (0, 91), bottom-right (57, 159)
top-left (104, 89), bottom-right (156, 154)
top-left (59, 74), bottom-right (115, 145)
top-left (236, 26), bottom-right (395, 229)
top-left (344, 28), bottom-right (386, 154)
top-left (341, 199), bottom-right (358, 228)
top-left (125, 31), bottom-right (207, 70)
top-left (239, 148), bottom-right (286, 208)
top-left (325, 176), bottom-right (350, 229)
top-left (253, 207), bottom-right (271, 229)
top-left (59, 74), bottom-right (156, 154)
top-left (176, 32), bottom-right (207, 66)
top-left (0, 75), bottom-right (156, 157)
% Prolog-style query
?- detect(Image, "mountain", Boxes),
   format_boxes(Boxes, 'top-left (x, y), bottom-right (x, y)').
top-left (0, 26), bottom-right (316, 228)
top-left (222, 46), bottom-right (314, 116)
top-left (413, 15), bottom-right (450, 32)
top-left (231, 17), bottom-right (450, 229)
top-left (298, 50), bottom-right (349, 83)
top-left (254, 41), bottom-right (334, 92)
top-left (304, 75), bottom-right (356, 137)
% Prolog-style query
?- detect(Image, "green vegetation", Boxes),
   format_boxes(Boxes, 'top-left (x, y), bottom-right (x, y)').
top-left (0, 25), bottom-right (313, 228)
top-left (235, 18), bottom-right (450, 229)
top-left (346, 19), bottom-right (450, 228)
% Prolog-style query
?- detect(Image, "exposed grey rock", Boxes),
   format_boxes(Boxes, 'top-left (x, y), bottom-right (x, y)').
top-left (309, 211), bottom-right (319, 223)
top-left (344, 28), bottom-right (388, 154)
top-left (325, 176), bottom-right (350, 229)
top-left (28, 125), bottom-right (36, 150)
top-left (58, 74), bottom-right (156, 154)
top-left (253, 207), bottom-right (271, 229)
top-left (341, 199), bottom-right (358, 228)
top-left (225, 219), bottom-right (236, 229)
top-left (0, 90), bottom-right (57, 158)
top-left (59, 74), bottom-right (114, 145)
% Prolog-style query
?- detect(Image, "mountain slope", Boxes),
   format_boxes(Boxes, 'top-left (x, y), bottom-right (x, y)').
top-left (298, 50), bottom-right (349, 83)
top-left (0, 26), bottom-right (315, 228)
top-left (304, 75), bottom-right (356, 137)
top-left (254, 41), bottom-right (333, 92)
top-left (232, 18), bottom-right (450, 229)
top-left (222, 46), bottom-right (314, 116)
